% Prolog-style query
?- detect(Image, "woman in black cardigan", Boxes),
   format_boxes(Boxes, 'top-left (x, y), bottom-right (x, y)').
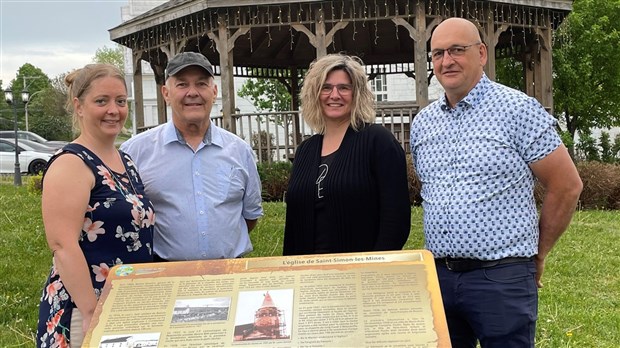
top-left (283, 54), bottom-right (411, 255)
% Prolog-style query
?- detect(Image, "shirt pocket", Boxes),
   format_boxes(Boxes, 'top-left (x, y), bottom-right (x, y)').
top-left (215, 165), bottom-right (245, 203)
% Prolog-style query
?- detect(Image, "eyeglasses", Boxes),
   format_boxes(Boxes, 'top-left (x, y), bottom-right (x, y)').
top-left (430, 42), bottom-right (482, 61)
top-left (320, 83), bottom-right (353, 95)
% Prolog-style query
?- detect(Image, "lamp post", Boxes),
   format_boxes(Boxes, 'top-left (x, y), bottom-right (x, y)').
top-left (4, 88), bottom-right (30, 186)
top-left (24, 89), bottom-right (43, 132)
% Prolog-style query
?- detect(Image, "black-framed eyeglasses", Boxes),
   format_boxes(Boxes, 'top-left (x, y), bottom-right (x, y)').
top-left (430, 42), bottom-right (482, 61)
top-left (320, 83), bottom-right (353, 95)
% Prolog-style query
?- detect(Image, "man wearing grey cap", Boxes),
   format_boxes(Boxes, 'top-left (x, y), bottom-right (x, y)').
top-left (121, 51), bottom-right (264, 261)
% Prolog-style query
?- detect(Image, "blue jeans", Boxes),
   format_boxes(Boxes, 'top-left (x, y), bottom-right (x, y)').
top-left (436, 260), bottom-right (538, 348)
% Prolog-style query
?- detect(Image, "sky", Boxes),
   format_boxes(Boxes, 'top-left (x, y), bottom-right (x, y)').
top-left (0, 0), bottom-right (128, 89)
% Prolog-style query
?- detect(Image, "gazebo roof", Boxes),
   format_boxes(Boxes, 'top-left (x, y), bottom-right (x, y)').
top-left (109, 0), bottom-right (573, 72)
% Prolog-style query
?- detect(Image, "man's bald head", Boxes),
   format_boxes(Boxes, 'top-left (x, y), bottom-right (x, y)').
top-left (429, 17), bottom-right (487, 107)
top-left (431, 18), bottom-right (482, 46)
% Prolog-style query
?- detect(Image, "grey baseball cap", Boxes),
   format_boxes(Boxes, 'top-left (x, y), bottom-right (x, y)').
top-left (165, 52), bottom-right (214, 80)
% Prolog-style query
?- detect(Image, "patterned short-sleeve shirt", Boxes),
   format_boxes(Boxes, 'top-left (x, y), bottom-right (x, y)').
top-left (410, 74), bottom-right (561, 259)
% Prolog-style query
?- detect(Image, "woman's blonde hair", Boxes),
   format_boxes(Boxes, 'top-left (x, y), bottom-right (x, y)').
top-left (300, 54), bottom-right (375, 134)
top-left (65, 63), bottom-right (126, 132)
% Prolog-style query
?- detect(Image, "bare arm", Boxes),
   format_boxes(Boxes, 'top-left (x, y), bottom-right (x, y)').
top-left (245, 219), bottom-right (258, 232)
top-left (42, 154), bottom-right (97, 334)
top-left (529, 144), bottom-right (582, 288)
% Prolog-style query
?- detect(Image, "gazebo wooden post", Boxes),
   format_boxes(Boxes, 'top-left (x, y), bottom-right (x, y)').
top-left (482, 8), bottom-right (496, 80)
top-left (536, 23), bottom-right (554, 113)
top-left (132, 52), bottom-right (145, 130)
top-left (159, 35), bottom-right (185, 125)
top-left (208, 17), bottom-right (249, 133)
top-left (150, 62), bottom-right (166, 125)
top-left (524, 48), bottom-right (535, 97)
top-left (392, 3), bottom-right (434, 108)
top-left (290, 67), bottom-right (301, 145)
top-left (414, 3), bottom-right (430, 108)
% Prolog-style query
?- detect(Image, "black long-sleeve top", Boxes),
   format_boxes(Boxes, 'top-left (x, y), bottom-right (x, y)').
top-left (283, 123), bottom-right (411, 255)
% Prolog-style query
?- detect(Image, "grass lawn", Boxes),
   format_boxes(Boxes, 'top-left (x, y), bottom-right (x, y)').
top-left (1, 181), bottom-right (618, 347)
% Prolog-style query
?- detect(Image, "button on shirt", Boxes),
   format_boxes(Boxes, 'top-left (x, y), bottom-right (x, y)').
top-left (121, 121), bottom-right (264, 260)
top-left (410, 74), bottom-right (561, 260)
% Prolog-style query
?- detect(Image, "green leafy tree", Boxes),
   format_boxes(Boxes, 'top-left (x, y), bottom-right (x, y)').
top-left (553, 0), bottom-right (620, 154)
top-left (576, 129), bottom-right (600, 161)
top-left (26, 72), bottom-right (72, 141)
top-left (238, 77), bottom-right (291, 113)
top-left (0, 64), bottom-right (51, 131)
top-left (611, 133), bottom-right (620, 163)
top-left (93, 45), bottom-right (125, 71)
top-left (50, 72), bottom-right (69, 94)
top-left (495, 56), bottom-right (524, 91)
top-left (599, 131), bottom-right (613, 163)
top-left (30, 82), bottom-right (73, 141)
top-left (0, 96), bottom-right (10, 129)
top-left (238, 71), bottom-right (296, 150)
top-left (13, 63), bottom-right (51, 93)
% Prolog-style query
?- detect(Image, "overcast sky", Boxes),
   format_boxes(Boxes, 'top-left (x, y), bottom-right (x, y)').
top-left (0, 0), bottom-right (128, 89)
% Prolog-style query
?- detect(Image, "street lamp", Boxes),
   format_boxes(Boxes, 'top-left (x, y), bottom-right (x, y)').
top-left (4, 88), bottom-right (30, 186)
top-left (24, 89), bottom-right (43, 132)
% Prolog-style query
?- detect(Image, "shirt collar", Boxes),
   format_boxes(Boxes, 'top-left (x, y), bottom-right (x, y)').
top-left (162, 120), bottom-right (217, 147)
top-left (440, 73), bottom-right (489, 111)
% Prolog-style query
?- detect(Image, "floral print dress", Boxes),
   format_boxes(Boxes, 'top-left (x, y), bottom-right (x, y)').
top-left (37, 144), bottom-right (155, 348)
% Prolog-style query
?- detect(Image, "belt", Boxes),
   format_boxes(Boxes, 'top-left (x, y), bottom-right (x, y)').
top-left (435, 256), bottom-right (533, 272)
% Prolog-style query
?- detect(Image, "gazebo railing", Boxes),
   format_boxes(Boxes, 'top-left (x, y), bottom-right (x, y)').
top-left (212, 103), bottom-right (419, 163)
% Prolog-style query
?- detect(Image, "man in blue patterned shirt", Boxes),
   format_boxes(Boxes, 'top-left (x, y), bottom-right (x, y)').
top-left (410, 18), bottom-right (582, 347)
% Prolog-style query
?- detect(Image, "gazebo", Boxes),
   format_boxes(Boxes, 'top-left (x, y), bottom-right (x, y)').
top-left (110, 0), bottom-right (572, 158)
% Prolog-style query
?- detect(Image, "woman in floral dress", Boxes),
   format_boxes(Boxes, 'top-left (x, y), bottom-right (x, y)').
top-left (37, 64), bottom-right (155, 348)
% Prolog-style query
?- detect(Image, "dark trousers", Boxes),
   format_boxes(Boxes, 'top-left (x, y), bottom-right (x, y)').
top-left (436, 260), bottom-right (538, 348)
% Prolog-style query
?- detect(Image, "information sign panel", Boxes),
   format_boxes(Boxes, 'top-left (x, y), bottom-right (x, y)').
top-left (83, 250), bottom-right (450, 347)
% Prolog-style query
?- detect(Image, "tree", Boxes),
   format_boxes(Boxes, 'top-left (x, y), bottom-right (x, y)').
top-left (238, 71), bottom-right (296, 150)
top-left (238, 76), bottom-right (291, 113)
top-left (0, 64), bottom-right (51, 131)
top-left (575, 129), bottom-right (599, 161)
top-left (495, 56), bottom-right (524, 91)
top-left (599, 131), bottom-right (614, 163)
top-left (29, 73), bottom-right (72, 141)
top-left (553, 0), bottom-right (620, 154)
top-left (93, 44), bottom-right (125, 71)
top-left (612, 133), bottom-right (620, 163)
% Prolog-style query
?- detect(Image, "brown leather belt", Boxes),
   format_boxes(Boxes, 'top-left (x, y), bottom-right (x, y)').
top-left (435, 256), bottom-right (533, 272)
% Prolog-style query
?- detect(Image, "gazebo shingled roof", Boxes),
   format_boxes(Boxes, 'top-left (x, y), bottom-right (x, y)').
top-left (109, 0), bottom-right (572, 132)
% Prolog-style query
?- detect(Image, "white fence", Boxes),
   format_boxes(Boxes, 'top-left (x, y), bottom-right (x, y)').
top-left (211, 103), bottom-right (419, 163)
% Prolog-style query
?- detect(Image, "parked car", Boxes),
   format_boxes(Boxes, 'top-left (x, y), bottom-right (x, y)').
top-left (15, 139), bottom-right (59, 154)
top-left (0, 138), bottom-right (53, 174)
top-left (0, 130), bottom-right (68, 150)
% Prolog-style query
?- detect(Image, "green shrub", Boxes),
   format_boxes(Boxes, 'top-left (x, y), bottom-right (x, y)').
top-left (258, 161), bottom-right (292, 202)
top-left (26, 174), bottom-right (43, 194)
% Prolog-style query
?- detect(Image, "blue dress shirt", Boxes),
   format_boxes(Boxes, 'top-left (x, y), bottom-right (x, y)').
top-left (121, 121), bottom-right (263, 260)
